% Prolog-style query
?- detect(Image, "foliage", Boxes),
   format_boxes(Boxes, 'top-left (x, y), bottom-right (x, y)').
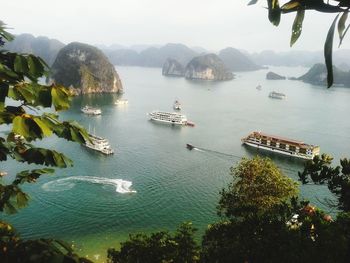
top-left (0, 21), bottom-right (90, 262)
top-left (0, 221), bottom-right (93, 263)
top-left (248, 0), bottom-right (350, 87)
top-left (107, 222), bottom-right (200, 263)
top-left (299, 153), bottom-right (350, 211)
top-left (0, 21), bottom-right (89, 214)
top-left (201, 210), bottom-right (350, 263)
top-left (218, 156), bottom-right (298, 218)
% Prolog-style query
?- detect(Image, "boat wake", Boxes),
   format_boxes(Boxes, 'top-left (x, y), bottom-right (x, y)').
top-left (42, 176), bottom-right (136, 194)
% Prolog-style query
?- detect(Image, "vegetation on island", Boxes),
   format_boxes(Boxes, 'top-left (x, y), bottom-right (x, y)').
top-left (0, 21), bottom-right (91, 263)
top-left (52, 42), bottom-right (123, 95)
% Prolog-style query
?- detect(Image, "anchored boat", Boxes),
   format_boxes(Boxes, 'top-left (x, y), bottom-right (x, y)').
top-left (241, 131), bottom-right (320, 160)
top-left (269, 91), bottom-right (286, 99)
top-left (115, 99), bottom-right (128, 105)
top-left (84, 133), bottom-right (114, 155)
top-left (81, 106), bottom-right (102, 115)
top-left (148, 111), bottom-right (187, 125)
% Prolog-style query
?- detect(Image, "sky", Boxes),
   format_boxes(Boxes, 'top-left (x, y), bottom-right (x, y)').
top-left (2, 0), bottom-right (350, 52)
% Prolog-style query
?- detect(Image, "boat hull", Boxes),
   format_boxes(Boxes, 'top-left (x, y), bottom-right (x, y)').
top-left (150, 118), bottom-right (186, 125)
top-left (242, 141), bottom-right (314, 160)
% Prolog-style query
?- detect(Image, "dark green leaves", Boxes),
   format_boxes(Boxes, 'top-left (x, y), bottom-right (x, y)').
top-left (247, 0), bottom-right (258, 5)
top-left (14, 168), bottom-right (54, 184)
top-left (290, 9), bottom-right (305, 46)
top-left (268, 0), bottom-right (281, 26)
top-left (324, 14), bottom-right (339, 88)
top-left (338, 11), bottom-right (350, 47)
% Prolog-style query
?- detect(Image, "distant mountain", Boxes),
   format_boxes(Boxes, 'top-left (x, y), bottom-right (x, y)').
top-left (297, 63), bottom-right (350, 87)
top-left (52, 42), bottom-right (122, 94)
top-left (103, 43), bottom-right (198, 67)
top-left (185, 54), bottom-right (233, 81)
top-left (219, 47), bottom-right (262, 71)
top-left (2, 33), bottom-right (65, 66)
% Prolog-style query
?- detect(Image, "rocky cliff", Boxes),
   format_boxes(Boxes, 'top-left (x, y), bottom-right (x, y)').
top-left (297, 63), bottom-right (350, 86)
top-left (162, 58), bottom-right (185, 76)
top-left (218, 47), bottom-right (262, 72)
top-left (51, 42), bottom-right (122, 94)
top-left (266, 71), bottom-right (286, 80)
top-left (185, 54), bottom-right (233, 81)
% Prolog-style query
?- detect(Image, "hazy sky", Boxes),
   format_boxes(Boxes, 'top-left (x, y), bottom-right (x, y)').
top-left (2, 0), bottom-right (349, 52)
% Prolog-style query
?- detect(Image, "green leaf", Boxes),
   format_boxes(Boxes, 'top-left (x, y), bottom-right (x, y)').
top-left (33, 117), bottom-right (53, 137)
top-left (247, 0), bottom-right (258, 5)
top-left (51, 85), bottom-right (71, 111)
top-left (0, 83), bottom-right (9, 111)
top-left (281, 0), bottom-right (301, 11)
top-left (27, 54), bottom-right (45, 78)
top-left (14, 55), bottom-right (29, 74)
top-left (338, 11), bottom-right (348, 40)
top-left (268, 0), bottom-right (281, 26)
top-left (16, 191), bottom-right (29, 208)
top-left (290, 9), bottom-right (305, 47)
top-left (12, 115), bottom-right (30, 138)
top-left (324, 14), bottom-right (340, 88)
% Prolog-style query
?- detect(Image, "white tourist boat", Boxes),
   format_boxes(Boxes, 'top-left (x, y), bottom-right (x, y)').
top-left (241, 131), bottom-right (320, 160)
top-left (148, 111), bottom-right (187, 125)
top-left (173, 100), bottom-right (181, 110)
top-left (84, 133), bottom-right (114, 155)
top-left (269, 91), bottom-right (286, 99)
top-left (81, 106), bottom-right (102, 115)
top-left (115, 99), bottom-right (129, 105)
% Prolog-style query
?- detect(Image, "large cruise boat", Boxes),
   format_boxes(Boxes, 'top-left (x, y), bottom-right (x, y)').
top-left (241, 131), bottom-right (320, 160)
top-left (81, 106), bottom-right (102, 115)
top-left (84, 134), bottom-right (114, 155)
top-left (269, 91), bottom-right (286, 99)
top-left (148, 111), bottom-right (187, 125)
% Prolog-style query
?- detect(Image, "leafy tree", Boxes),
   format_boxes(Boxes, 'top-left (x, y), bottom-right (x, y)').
top-left (299, 153), bottom-right (350, 211)
top-left (249, 0), bottom-right (350, 87)
top-left (218, 156), bottom-right (298, 218)
top-left (0, 21), bottom-right (91, 262)
top-left (107, 222), bottom-right (200, 263)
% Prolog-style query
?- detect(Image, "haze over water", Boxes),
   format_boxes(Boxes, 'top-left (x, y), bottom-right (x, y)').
top-left (3, 66), bottom-right (350, 261)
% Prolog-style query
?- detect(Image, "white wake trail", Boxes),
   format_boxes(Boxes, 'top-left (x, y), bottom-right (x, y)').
top-left (42, 176), bottom-right (136, 194)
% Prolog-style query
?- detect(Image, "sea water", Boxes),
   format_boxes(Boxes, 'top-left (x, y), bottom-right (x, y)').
top-left (2, 66), bottom-right (350, 262)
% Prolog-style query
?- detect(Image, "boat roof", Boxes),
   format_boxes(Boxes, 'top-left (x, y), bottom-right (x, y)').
top-left (252, 131), bottom-right (305, 144)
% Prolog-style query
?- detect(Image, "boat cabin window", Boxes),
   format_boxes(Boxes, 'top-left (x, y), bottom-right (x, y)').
top-left (279, 143), bottom-right (286, 149)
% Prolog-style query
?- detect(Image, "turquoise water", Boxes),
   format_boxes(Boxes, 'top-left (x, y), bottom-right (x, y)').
top-left (2, 66), bottom-right (350, 261)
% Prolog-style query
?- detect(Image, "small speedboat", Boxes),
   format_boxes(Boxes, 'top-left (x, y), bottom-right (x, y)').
top-left (186, 144), bottom-right (195, 150)
top-left (173, 100), bottom-right (181, 110)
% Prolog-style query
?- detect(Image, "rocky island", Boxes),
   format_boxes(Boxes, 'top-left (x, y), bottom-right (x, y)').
top-left (297, 63), bottom-right (350, 87)
top-left (218, 47), bottom-right (263, 72)
top-left (185, 54), bottom-right (233, 81)
top-left (51, 42), bottom-right (123, 95)
top-left (266, 71), bottom-right (286, 80)
top-left (162, 58), bottom-right (185, 76)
